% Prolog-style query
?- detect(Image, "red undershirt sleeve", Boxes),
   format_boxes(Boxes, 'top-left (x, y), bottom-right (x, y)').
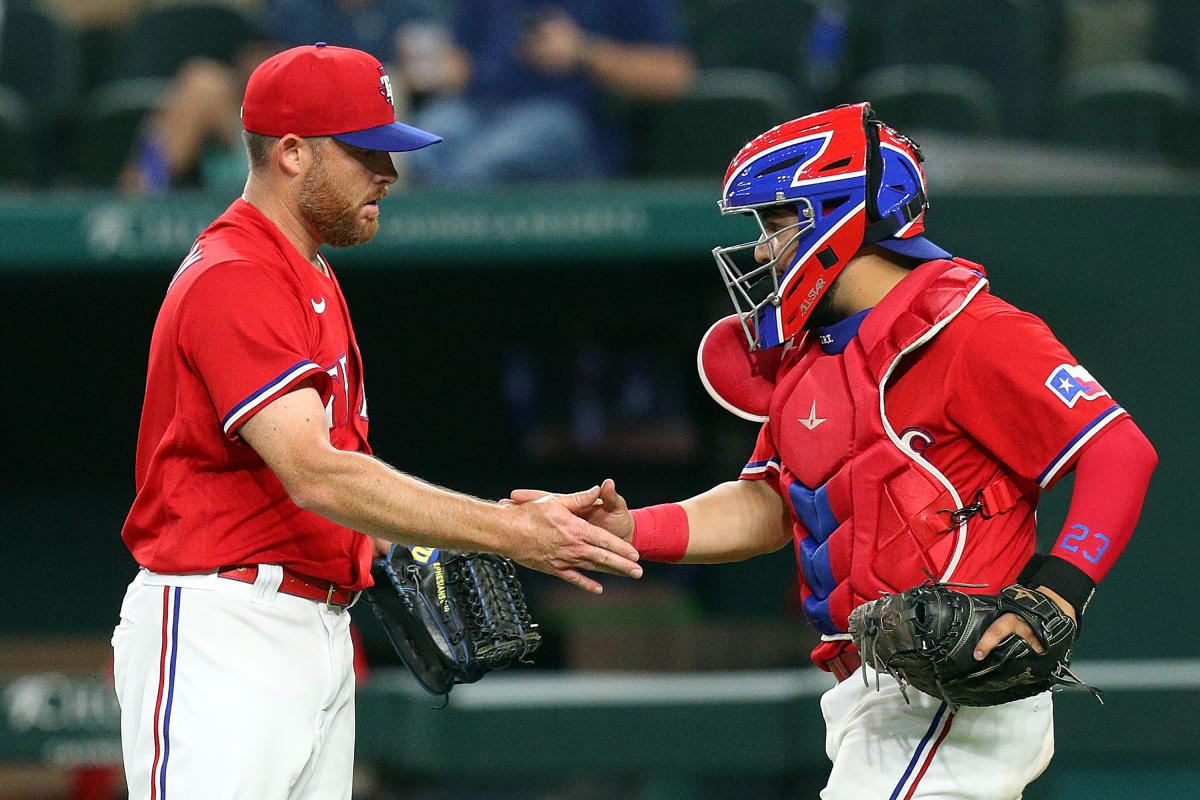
top-left (1022, 417), bottom-right (1157, 616)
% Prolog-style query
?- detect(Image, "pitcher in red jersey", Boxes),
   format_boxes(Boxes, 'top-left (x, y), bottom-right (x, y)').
top-left (113, 44), bottom-right (643, 800)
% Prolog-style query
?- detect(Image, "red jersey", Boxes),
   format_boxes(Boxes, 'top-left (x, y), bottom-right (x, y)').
top-left (744, 293), bottom-right (1124, 496)
top-left (122, 199), bottom-right (375, 590)
top-left (741, 262), bottom-right (1127, 622)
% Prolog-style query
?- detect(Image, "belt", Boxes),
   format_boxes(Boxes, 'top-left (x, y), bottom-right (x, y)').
top-left (824, 650), bottom-right (863, 682)
top-left (218, 565), bottom-right (359, 609)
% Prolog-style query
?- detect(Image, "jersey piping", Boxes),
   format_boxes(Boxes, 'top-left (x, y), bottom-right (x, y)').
top-left (220, 360), bottom-right (327, 435)
top-left (1037, 403), bottom-right (1126, 488)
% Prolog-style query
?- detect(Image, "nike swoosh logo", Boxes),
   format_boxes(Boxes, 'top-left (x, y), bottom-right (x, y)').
top-left (798, 400), bottom-right (827, 430)
top-left (311, 297), bottom-right (326, 314)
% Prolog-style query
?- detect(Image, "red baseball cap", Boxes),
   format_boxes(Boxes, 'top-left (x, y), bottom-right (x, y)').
top-left (241, 43), bottom-right (441, 152)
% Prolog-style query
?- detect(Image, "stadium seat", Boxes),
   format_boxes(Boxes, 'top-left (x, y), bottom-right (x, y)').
top-left (73, 78), bottom-right (169, 186)
top-left (0, 86), bottom-right (36, 182)
top-left (76, 25), bottom-right (126, 94)
top-left (1055, 61), bottom-right (1198, 161)
top-left (849, 65), bottom-right (1003, 135)
top-left (689, 0), bottom-right (846, 106)
top-left (691, 0), bottom-right (818, 72)
top-left (846, 0), bottom-right (1059, 138)
top-left (629, 68), bottom-right (799, 178)
top-left (1152, 0), bottom-right (1200, 83)
top-left (0, 5), bottom-right (82, 120)
top-left (112, 4), bottom-right (259, 80)
top-left (0, 5), bottom-right (81, 181)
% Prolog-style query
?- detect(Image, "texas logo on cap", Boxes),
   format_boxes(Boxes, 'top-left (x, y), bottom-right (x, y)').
top-left (241, 42), bottom-right (441, 152)
top-left (377, 67), bottom-right (393, 105)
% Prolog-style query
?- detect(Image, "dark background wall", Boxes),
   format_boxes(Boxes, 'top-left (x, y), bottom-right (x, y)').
top-left (5, 188), bottom-right (1194, 664)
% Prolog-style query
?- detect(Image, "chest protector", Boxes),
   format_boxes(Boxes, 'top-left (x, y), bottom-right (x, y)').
top-left (767, 259), bottom-right (1029, 644)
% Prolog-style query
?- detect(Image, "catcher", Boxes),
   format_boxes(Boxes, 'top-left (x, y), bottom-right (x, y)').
top-left (513, 104), bottom-right (1157, 799)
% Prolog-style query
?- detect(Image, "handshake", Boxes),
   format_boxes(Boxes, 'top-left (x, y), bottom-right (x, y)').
top-left (498, 477), bottom-right (641, 595)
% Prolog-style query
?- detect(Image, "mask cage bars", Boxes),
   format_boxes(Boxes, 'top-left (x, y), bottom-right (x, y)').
top-left (712, 197), bottom-right (816, 350)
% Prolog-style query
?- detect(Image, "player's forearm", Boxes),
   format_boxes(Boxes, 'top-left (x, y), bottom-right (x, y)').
top-left (577, 40), bottom-right (695, 100)
top-left (1020, 417), bottom-right (1156, 620)
top-left (290, 447), bottom-right (514, 553)
top-left (239, 386), bottom-right (521, 553)
top-left (675, 480), bottom-right (792, 563)
top-left (1048, 418), bottom-right (1156, 579)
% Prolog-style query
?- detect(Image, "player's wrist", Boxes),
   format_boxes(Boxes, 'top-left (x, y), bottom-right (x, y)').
top-left (630, 503), bottom-right (689, 562)
top-left (1032, 585), bottom-right (1076, 622)
top-left (1019, 554), bottom-right (1096, 634)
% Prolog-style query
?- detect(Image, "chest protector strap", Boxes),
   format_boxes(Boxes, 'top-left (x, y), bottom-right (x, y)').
top-left (937, 474), bottom-right (1023, 532)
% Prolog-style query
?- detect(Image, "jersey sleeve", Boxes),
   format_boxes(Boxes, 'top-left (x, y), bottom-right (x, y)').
top-left (740, 421), bottom-right (782, 491)
top-left (946, 310), bottom-right (1126, 489)
top-left (177, 261), bottom-right (331, 437)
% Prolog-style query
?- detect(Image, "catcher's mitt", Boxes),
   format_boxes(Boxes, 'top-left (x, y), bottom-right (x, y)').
top-left (364, 544), bottom-right (541, 696)
top-left (848, 582), bottom-right (1100, 710)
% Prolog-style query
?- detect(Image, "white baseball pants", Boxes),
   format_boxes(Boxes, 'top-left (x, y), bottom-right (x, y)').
top-left (820, 665), bottom-right (1055, 799)
top-left (112, 568), bottom-right (357, 800)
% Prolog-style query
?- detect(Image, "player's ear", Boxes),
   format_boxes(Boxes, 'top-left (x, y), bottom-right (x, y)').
top-left (276, 134), bottom-right (307, 177)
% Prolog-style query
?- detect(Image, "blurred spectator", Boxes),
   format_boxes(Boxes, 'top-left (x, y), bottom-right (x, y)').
top-left (120, 0), bottom-right (442, 194)
top-left (399, 0), bottom-right (697, 184)
top-left (36, 0), bottom-right (149, 30)
top-left (263, 0), bottom-right (438, 59)
top-left (31, 0), bottom-right (263, 46)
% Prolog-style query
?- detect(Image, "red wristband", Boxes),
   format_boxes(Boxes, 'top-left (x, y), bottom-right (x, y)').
top-left (630, 503), bottom-right (689, 563)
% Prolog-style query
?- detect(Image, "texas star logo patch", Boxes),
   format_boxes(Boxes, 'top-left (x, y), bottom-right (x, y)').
top-left (1045, 364), bottom-right (1108, 408)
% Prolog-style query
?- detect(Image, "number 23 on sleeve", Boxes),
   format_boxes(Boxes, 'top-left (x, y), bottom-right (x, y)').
top-left (1058, 523), bottom-right (1109, 563)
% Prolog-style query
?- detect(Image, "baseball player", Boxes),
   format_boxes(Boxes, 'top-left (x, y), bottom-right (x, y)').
top-left (112, 44), bottom-right (643, 800)
top-left (515, 104), bottom-right (1157, 798)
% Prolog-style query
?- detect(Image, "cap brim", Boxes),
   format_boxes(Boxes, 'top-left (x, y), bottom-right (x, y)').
top-left (332, 121), bottom-right (442, 152)
top-left (876, 234), bottom-right (953, 261)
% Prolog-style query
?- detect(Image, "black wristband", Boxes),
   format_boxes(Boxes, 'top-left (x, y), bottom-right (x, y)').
top-left (1028, 555), bottom-right (1097, 633)
top-left (1015, 553), bottom-right (1046, 587)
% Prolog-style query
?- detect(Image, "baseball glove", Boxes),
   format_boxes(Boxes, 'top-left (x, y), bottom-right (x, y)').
top-left (848, 582), bottom-right (1100, 710)
top-left (364, 544), bottom-right (541, 696)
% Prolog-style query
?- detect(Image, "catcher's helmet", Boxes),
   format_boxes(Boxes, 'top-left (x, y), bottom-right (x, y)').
top-left (712, 102), bottom-right (951, 350)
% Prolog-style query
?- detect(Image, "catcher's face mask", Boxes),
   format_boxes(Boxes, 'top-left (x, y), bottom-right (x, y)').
top-left (712, 102), bottom-right (947, 350)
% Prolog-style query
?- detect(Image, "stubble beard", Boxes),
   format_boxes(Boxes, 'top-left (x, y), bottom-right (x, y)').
top-left (297, 151), bottom-right (378, 248)
top-left (804, 279), bottom-right (845, 330)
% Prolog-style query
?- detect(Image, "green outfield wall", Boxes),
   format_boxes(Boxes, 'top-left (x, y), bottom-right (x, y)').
top-left (2, 180), bottom-right (1197, 795)
top-left (6, 182), bottom-right (1195, 655)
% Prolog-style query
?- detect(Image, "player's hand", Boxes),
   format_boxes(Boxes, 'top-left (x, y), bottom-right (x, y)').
top-left (510, 479), bottom-right (636, 543)
top-left (973, 586), bottom-right (1076, 660)
top-left (502, 484), bottom-right (641, 594)
top-left (519, 9), bottom-right (588, 75)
